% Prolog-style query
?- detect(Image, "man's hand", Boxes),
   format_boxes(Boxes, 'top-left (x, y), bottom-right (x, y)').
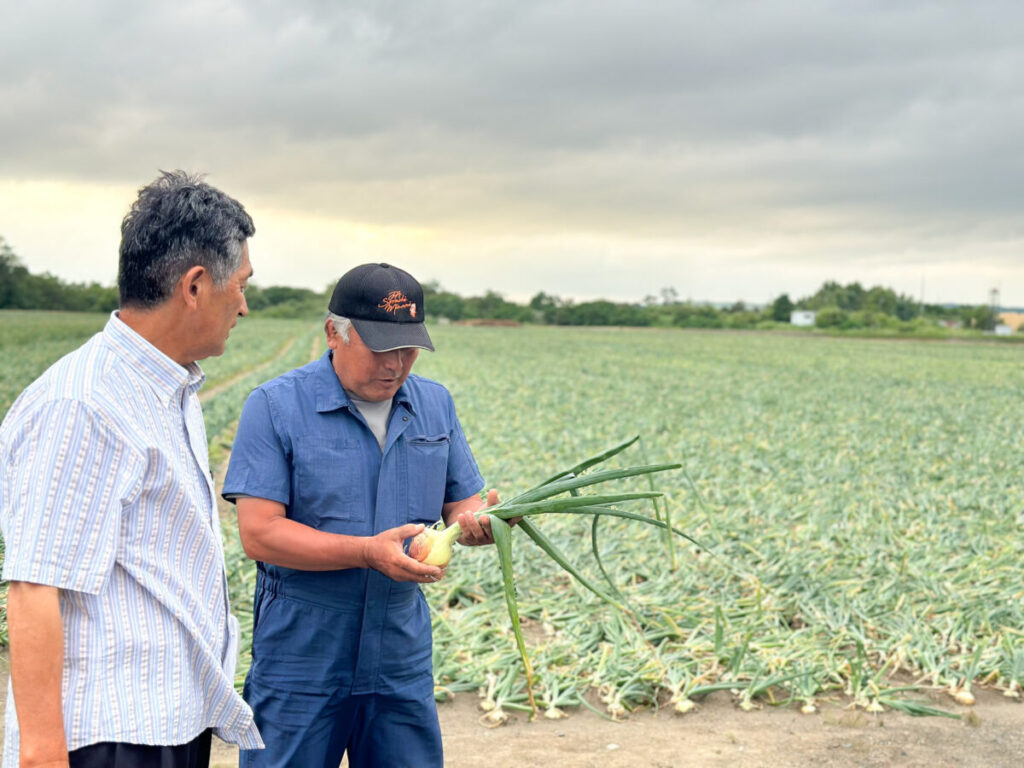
top-left (237, 498), bottom-right (447, 582)
top-left (445, 489), bottom-right (508, 547)
top-left (362, 523), bottom-right (447, 584)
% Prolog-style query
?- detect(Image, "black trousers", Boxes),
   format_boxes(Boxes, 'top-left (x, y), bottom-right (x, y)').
top-left (68, 729), bottom-right (212, 768)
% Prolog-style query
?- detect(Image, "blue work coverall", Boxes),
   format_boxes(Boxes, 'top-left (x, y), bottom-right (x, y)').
top-left (223, 353), bottom-right (484, 767)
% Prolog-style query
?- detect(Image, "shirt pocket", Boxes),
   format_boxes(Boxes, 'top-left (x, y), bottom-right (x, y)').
top-left (405, 434), bottom-right (451, 524)
top-left (293, 437), bottom-right (365, 525)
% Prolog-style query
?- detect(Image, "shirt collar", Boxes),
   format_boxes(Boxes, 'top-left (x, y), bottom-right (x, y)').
top-left (313, 351), bottom-right (415, 415)
top-left (103, 311), bottom-right (205, 407)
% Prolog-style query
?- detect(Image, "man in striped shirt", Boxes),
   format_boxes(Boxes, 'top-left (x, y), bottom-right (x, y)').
top-left (0, 171), bottom-right (263, 768)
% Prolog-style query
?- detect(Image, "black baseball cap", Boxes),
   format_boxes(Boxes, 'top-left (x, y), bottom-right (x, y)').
top-left (328, 263), bottom-right (434, 352)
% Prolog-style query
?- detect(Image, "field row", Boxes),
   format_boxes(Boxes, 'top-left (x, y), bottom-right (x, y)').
top-left (1, 312), bottom-right (1021, 718)
top-left (412, 326), bottom-right (1024, 716)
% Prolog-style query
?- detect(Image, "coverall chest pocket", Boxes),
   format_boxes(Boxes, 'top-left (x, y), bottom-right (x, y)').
top-left (293, 437), bottom-right (364, 524)
top-left (405, 435), bottom-right (450, 524)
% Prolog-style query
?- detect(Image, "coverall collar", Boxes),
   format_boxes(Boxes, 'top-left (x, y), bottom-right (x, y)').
top-left (314, 351), bottom-right (415, 416)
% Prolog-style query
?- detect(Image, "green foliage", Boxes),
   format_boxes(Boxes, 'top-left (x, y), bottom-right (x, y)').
top-left (814, 306), bottom-right (849, 329)
top-left (464, 290), bottom-right (533, 322)
top-left (670, 303), bottom-right (725, 329)
top-left (0, 312), bottom-right (108, 413)
top-left (722, 310), bottom-right (762, 330)
top-left (2, 319), bottom-right (1023, 714)
top-left (0, 236), bottom-right (1003, 337)
top-left (555, 300), bottom-right (650, 327)
top-left (0, 236), bottom-right (118, 312)
top-left (960, 304), bottom-right (999, 331)
top-left (0, 236), bottom-right (331, 319)
top-left (425, 288), bottom-right (467, 321)
top-left (416, 325), bottom-right (1024, 715)
top-left (256, 299), bottom-right (325, 318)
top-left (245, 285), bottom-right (325, 318)
top-left (770, 293), bottom-right (794, 322)
top-left (799, 281), bottom-right (920, 321)
top-left (528, 291), bottom-right (559, 323)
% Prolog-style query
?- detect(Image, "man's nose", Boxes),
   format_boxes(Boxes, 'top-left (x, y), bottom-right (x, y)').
top-left (380, 349), bottom-right (405, 368)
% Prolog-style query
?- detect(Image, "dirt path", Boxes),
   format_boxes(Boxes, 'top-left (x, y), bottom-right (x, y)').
top-left (198, 335), bottom-right (299, 404)
top-left (210, 332), bottom-right (321, 517)
top-left (423, 690), bottom-right (1023, 768)
top-left (177, 688), bottom-right (1023, 767)
top-left (2, 657), bottom-right (1020, 767)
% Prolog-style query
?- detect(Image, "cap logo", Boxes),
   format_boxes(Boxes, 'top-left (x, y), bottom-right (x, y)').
top-left (379, 290), bottom-right (415, 316)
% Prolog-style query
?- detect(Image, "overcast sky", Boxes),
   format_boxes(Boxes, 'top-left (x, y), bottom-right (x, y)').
top-left (1, 0), bottom-right (1022, 306)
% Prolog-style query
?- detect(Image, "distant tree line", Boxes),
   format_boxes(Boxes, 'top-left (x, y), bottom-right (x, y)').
top-left (242, 284), bottom-right (326, 317)
top-left (0, 236), bottom-right (326, 318)
top-left (768, 281), bottom-right (1001, 331)
top-left (1, 237), bottom-right (120, 312)
top-left (425, 280), bottom-right (1002, 332)
top-left (0, 236), bottom-right (1007, 331)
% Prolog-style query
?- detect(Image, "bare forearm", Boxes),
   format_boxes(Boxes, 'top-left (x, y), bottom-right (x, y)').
top-left (240, 514), bottom-right (370, 570)
top-left (7, 582), bottom-right (69, 767)
top-left (236, 497), bottom-right (443, 581)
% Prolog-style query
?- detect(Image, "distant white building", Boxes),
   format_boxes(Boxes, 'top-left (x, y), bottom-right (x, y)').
top-left (994, 324), bottom-right (1012, 336)
top-left (790, 310), bottom-right (816, 327)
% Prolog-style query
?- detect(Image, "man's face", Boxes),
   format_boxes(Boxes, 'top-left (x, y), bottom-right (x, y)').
top-left (327, 322), bottom-right (419, 402)
top-left (198, 242), bottom-right (252, 359)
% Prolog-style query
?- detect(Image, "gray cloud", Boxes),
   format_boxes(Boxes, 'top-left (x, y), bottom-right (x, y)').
top-left (1, 0), bottom-right (1022, 300)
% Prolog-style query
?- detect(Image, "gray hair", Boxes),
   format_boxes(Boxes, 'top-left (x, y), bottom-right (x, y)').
top-left (118, 170), bottom-right (254, 308)
top-left (327, 312), bottom-right (352, 344)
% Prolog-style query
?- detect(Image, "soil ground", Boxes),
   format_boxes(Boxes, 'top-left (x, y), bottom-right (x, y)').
top-left (417, 689), bottom-right (1023, 768)
top-left (1, 649), bottom-right (1020, 768)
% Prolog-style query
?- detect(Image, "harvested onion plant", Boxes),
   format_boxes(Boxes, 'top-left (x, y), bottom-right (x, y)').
top-left (417, 326), bottom-right (1024, 721)
top-left (411, 436), bottom-right (693, 716)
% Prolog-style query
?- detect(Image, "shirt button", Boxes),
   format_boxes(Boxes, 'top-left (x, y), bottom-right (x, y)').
top-left (402, 416), bottom-right (409, 421)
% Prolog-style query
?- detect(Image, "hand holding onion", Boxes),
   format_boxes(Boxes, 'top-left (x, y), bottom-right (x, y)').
top-left (408, 490), bottom-right (504, 568)
top-left (364, 523), bottom-right (446, 583)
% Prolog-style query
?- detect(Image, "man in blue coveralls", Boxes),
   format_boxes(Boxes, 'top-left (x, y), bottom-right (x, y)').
top-left (223, 262), bottom-right (499, 767)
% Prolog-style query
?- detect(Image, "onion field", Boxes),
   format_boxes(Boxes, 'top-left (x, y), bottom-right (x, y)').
top-left (1, 311), bottom-right (1021, 719)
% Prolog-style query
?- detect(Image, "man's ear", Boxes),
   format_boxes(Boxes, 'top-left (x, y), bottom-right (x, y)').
top-left (324, 318), bottom-right (339, 348)
top-left (180, 265), bottom-right (207, 309)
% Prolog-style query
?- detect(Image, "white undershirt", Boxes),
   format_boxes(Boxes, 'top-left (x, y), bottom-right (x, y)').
top-left (348, 393), bottom-right (393, 452)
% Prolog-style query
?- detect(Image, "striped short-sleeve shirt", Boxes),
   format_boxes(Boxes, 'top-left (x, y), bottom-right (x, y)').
top-left (0, 313), bottom-right (262, 763)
